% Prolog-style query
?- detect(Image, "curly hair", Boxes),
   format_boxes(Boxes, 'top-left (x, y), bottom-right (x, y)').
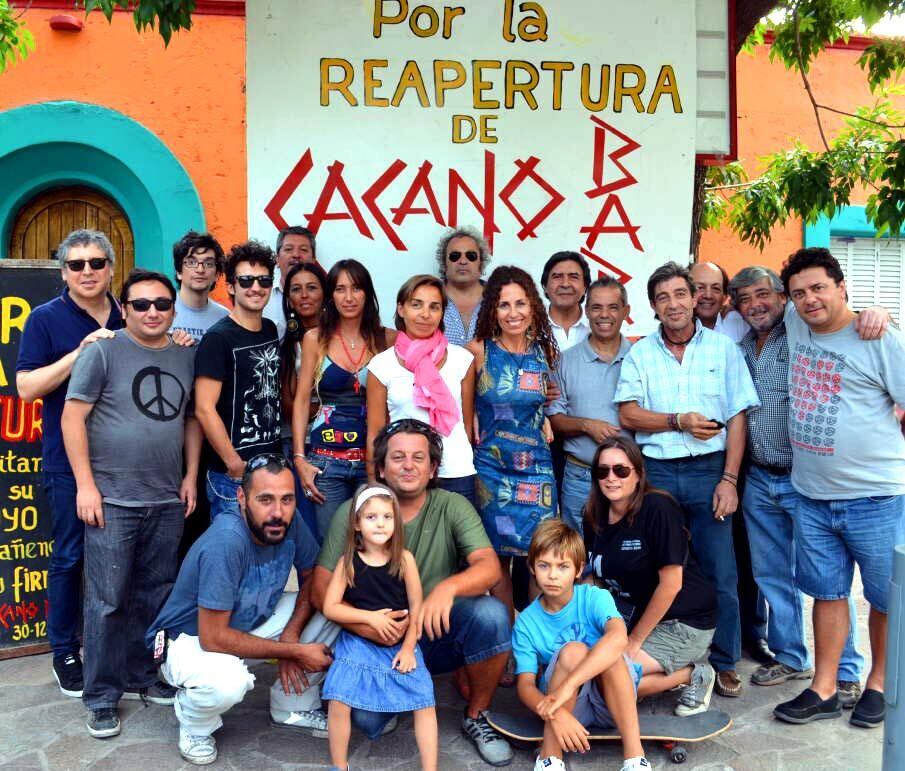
top-left (224, 240), bottom-right (275, 284)
top-left (474, 265), bottom-right (559, 368)
top-left (434, 226), bottom-right (492, 280)
top-left (780, 247), bottom-right (845, 296)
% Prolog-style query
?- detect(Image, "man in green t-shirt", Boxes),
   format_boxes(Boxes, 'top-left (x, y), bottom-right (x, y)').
top-left (277, 419), bottom-right (514, 767)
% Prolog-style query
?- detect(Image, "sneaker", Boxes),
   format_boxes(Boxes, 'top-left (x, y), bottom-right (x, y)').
top-left (179, 728), bottom-right (217, 765)
top-left (123, 679), bottom-right (177, 705)
top-left (269, 708), bottom-right (329, 738)
top-left (714, 669), bottom-right (743, 698)
top-left (462, 711), bottom-right (513, 767)
top-left (534, 757), bottom-right (566, 771)
top-left (86, 707), bottom-right (121, 738)
top-left (774, 688), bottom-right (841, 724)
top-left (751, 661), bottom-right (814, 687)
top-left (620, 758), bottom-right (652, 771)
top-left (837, 680), bottom-right (863, 710)
top-left (850, 688), bottom-right (885, 728)
top-left (52, 653), bottom-right (84, 698)
top-left (675, 662), bottom-right (715, 716)
top-left (743, 637), bottom-right (774, 665)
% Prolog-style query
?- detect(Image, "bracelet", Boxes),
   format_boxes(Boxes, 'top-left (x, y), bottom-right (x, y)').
top-left (293, 452), bottom-right (306, 461)
top-left (721, 470), bottom-right (738, 480)
top-left (667, 413), bottom-right (678, 431)
top-left (676, 412), bottom-right (684, 431)
top-left (720, 474), bottom-right (737, 486)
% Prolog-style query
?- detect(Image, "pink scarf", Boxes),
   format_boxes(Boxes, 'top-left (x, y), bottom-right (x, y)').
top-left (394, 330), bottom-right (460, 437)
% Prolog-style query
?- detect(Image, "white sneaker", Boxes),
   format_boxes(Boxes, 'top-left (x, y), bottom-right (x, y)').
top-left (675, 662), bottom-right (715, 717)
top-left (534, 757), bottom-right (566, 771)
top-left (269, 708), bottom-right (328, 737)
top-left (178, 729), bottom-right (217, 765)
top-left (620, 758), bottom-right (652, 771)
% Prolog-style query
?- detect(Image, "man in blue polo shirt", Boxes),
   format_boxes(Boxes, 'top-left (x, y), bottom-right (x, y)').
top-left (16, 229), bottom-right (123, 698)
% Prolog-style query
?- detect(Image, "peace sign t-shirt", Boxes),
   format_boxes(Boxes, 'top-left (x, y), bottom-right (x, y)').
top-left (67, 329), bottom-right (196, 506)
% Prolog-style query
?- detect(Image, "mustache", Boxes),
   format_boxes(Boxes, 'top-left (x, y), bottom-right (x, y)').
top-left (263, 519), bottom-right (285, 528)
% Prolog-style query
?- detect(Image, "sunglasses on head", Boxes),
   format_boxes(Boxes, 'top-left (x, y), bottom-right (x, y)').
top-left (235, 274), bottom-right (275, 289)
top-left (246, 453), bottom-right (291, 473)
top-left (126, 297), bottom-right (174, 312)
top-left (448, 250), bottom-right (479, 263)
top-left (592, 463), bottom-right (633, 480)
top-left (65, 257), bottom-right (109, 272)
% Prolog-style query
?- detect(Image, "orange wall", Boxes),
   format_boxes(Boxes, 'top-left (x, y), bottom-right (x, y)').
top-left (700, 41), bottom-right (904, 277)
top-left (0, 9), bottom-right (246, 301)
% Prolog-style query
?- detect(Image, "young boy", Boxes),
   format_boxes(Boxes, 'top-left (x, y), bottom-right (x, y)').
top-left (512, 520), bottom-right (649, 771)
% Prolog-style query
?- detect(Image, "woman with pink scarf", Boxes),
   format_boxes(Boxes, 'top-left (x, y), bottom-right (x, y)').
top-left (366, 275), bottom-right (478, 504)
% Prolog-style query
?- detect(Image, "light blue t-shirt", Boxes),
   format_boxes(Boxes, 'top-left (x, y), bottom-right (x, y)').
top-left (512, 584), bottom-right (621, 688)
top-left (172, 295), bottom-right (229, 343)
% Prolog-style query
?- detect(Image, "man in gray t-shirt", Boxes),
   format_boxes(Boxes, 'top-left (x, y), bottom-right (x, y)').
top-left (774, 248), bottom-right (905, 730)
top-left (62, 270), bottom-right (203, 741)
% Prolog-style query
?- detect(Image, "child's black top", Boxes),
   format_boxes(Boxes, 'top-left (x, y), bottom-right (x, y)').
top-left (342, 551), bottom-right (408, 612)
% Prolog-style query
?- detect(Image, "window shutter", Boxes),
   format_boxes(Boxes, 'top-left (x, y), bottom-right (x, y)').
top-left (831, 236), bottom-right (905, 323)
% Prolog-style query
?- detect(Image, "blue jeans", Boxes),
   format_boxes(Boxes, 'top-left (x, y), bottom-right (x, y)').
top-left (350, 596), bottom-right (511, 739)
top-left (743, 464), bottom-right (863, 680)
top-left (282, 439), bottom-right (319, 544)
top-left (43, 470), bottom-right (85, 658)
top-left (438, 474), bottom-right (477, 508)
top-left (793, 492), bottom-right (905, 613)
top-left (646, 452), bottom-right (739, 672)
top-left (206, 469), bottom-right (242, 520)
top-left (307, 454), bottom-right (367, 541)
top-left (560, 459), bottom-right (592, 537)
top-left (83, 501), bottom-right (184, 709)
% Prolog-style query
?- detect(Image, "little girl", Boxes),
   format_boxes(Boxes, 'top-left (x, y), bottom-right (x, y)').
top-left (322, 484), bottom-right (438, 771)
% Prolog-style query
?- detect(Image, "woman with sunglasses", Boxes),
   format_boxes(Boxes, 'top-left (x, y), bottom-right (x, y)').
top-left (292, 259), bottom-right (395, 540)
top-left (366, 275), bottom-right (477, 503)
top-left (584, 435), bottom-right (718, 715)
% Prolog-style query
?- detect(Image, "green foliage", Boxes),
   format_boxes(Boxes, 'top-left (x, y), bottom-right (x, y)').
top-left (0, 1), bottom-right (35, 73)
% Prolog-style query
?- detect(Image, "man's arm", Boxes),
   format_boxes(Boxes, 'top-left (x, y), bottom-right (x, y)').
top-left (17, 329), bottom-right (115, 402)
top-left (61, 399), bottom-right (104, 528)
top-left (549, 413), bottom-right (620, 443)
top-left (618, 402), bottom-right (721, 441)
top-left (275, 571), bottom-right (320, 694)
top-left (712, 410), bottom-right (746, 520)
top-left (194, 376), bottom-right (245, 479)
top-left (179, 416), bottom-right (204, 517)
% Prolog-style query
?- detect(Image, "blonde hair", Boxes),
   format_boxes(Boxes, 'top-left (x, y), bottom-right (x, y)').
top-left (527, 519), bottom-right (586, 573)
top-left (342, 483), bottom-right (406, 586)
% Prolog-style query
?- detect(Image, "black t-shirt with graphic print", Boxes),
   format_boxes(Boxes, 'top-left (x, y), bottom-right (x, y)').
top-left (585, 492), bottom-right (717, 631)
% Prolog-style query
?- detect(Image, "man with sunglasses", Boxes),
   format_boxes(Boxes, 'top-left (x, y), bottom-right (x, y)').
top-left (194, 241), bottom-right (283, 520)
top-left (435, 226), bottom-right (490, 346)
top-left (16, 229), bottom-right (123, 700)
top-left (263, 225), bottom-right (317, 339)
top-left (61, 268), bottom-right (202, 740)
top-left (172, 231), bottom-right (229, 344)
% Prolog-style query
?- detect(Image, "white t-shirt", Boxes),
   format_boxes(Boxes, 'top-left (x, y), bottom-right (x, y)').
top-left (368, 344), bottom-right (476, 478)
top-left (713, 309), bottom-right (749, 344)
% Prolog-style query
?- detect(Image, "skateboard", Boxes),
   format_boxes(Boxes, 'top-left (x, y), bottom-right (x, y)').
top-left (486, 709), bottom-right (731, 765)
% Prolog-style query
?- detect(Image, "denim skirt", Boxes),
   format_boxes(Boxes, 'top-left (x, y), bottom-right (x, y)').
top-left (322, 631), bottom-right (435, 712)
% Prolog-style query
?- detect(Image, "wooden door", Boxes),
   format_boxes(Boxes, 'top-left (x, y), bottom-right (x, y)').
top-left (9, 187), bottom-right (135, 294)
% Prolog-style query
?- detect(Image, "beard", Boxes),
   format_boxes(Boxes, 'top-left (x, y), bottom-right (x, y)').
top-left (244, 508), bottom-right (288, 545)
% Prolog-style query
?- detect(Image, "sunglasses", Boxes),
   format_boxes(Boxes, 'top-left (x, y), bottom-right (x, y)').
top-left (592, 464), bottom-right (633, 480)
top-left (235, 274), bottom-right (275, 289)
top-left (65, 257), bottom-right (109, 272)
top-left (126, 297), bottom-right (174, 312)
top-left (246, 453), bottom-right (291, 473)
top-left (383, 419), bottom-right (444, 453)
top-left (448, 250), bottom-right (479, 263)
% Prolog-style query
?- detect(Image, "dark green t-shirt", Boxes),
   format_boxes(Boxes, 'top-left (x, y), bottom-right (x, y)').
top-left (317, 489), bottom-right (491, 597)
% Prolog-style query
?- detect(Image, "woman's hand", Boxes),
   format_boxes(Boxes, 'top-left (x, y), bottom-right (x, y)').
top-left (293, 456), bottom-right (325, 504)
top-left (369, 608), bottom-right (409, 643)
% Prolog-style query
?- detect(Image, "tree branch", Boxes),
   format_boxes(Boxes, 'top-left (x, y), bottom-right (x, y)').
top-left (794, 6), bottom-right (831, 151)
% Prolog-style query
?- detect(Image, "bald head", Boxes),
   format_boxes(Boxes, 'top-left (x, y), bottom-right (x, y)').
top-left (690, 261), bottom-right (730, 326)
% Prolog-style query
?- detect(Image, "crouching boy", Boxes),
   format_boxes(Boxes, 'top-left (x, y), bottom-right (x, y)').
top-left (512, 520), bottom-right (649, 771)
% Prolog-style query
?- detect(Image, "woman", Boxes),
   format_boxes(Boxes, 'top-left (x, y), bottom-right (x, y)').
top-left (466, 265), bottom-right (558, 619)
top-left (367, 275), bottom-right (477, 503)
top-left (279, 262), bottom-right (327, 538)
top-left (292, 259), bottom-right (395, 540)
top-left (584, 435), bottom-right (718, 716)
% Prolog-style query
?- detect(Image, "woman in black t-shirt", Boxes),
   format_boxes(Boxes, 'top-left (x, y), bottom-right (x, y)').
top-left (583, 436), bottom-right (718, 716)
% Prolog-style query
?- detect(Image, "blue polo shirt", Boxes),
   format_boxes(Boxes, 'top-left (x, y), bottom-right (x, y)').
top-left (16, 289), bottom-right (122, 473)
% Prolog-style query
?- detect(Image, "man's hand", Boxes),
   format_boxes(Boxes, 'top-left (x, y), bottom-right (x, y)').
top-left (544, 379), bottom-right (561, 407)
top-left (78, 328), bottom-right (115, 352)
top-left (226, 457), bottom-right (247, 481)
top-left (278, 658), bottom-right (309, 694)
top-left (77, 484), bottom-right (105, 528)
top-left (171, 329), bottom-right (195, 347)
top-left (549, 710), bottom-right (590, 753)
top-left (581, 418), bottom-right (621, 444)
top-left (712, 480), bottom-right (737, 520)
top-left (292, 642), bottom-right (333, 673)
top-left (856, 306), bottom-right (890, 340)
top-left (368, 609), bottom-right (410, 644)
top-left (417, 582), bottom-right (456, 641)
top-left (536, 682), bottom-right (576, 719)
top-left (680, 412), bottom-right (722, 441)
top-left (180, 475), bottom-right (197, 518)
top-left (626, 635), bottom-right (643, 662)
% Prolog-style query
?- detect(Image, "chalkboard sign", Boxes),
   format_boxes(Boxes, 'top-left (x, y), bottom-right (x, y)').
top-left (0, 261), bottom-right (64, 659)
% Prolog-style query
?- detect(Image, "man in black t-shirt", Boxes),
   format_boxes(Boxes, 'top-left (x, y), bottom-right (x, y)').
top-left (194, 241), bottom-right (282, 519)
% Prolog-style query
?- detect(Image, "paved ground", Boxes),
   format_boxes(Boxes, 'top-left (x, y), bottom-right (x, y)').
top-left (0, 594), bottom-right (885, 770)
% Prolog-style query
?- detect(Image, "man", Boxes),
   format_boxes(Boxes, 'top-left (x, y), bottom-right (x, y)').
top-left (542, 251), bottom-right (592, 351)
top-left (194, 241), bottom-right (282, 519)
top-left (61, 269), bottom-right (202, 739)
top-left (172, 231), bottom-right (229, 343)
top-left (730, 265), bottom-right (865, 708)
top-left (16, 229), bottom-right (123, 698)
top-left (773, 248), bottom-right (905, 729)
top-left (615, 261), bottom-right (760, 698)
top-left (263, 225), bottom-right (317, 338)
top-left (150, 454), bottom-right (330, 765)
top-left (292, 419), bottom-right (513, 766)
top-left (436, 226), bottom-right (490, 346)
top-left (548, 277), bottom-right (632, 534)
top-left (689, 261), bottom-right (749, 343)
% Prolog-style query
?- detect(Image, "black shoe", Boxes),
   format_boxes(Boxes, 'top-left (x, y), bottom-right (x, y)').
top-left (774, 688), bottom-right (841, 724)
top-left (850, 688), bottom-right (885, 728)
top-left (87, 707), bottom-right (121, 739)
top-left (744, 637), bottom-right (774, 665)
top-left (52, 653), bottom-right (84, 698)
top-left (123, 679), bottom-right (177, 705)
top-left (837, 680), bottom-right (862, 709)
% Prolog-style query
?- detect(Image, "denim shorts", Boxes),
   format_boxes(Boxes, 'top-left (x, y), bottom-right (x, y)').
top-left (641, 620), bottom-right (715, 675)
top-left (793, 493), bottom-right (905, 612)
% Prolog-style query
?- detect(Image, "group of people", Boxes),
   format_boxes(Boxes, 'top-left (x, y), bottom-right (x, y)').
top-left (14, 223), bottom-right (905, 771)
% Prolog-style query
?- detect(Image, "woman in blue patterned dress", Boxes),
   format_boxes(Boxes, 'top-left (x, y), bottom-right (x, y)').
top-left (465, 266), bottom-right (559, 620)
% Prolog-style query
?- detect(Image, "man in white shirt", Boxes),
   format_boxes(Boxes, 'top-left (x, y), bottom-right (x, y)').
top-left (690, 261), bottom-right (749, 344)
top-left (172, 232), bottom-right (229, 344)
top-left (263, 226), bottom-right (317, 338)
top-left (542, 251), bottom-right (591, 352)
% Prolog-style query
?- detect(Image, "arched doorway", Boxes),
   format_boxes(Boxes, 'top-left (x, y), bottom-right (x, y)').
top-left (9, 186), bottom-right (135, 294)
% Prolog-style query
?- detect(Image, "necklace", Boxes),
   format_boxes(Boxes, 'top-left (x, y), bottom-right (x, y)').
top-left (336, 334), bottom-right (367, 393)
top-left (340, 332), bottom-right (362, 350)
top-left (661, 324), bottom-right (695, 347)
top-left (497, 337), bottom-right (529, 376)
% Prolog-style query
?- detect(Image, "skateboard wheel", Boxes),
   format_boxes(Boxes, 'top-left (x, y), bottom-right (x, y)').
top-left (670, 745), bottom-right (687, 764)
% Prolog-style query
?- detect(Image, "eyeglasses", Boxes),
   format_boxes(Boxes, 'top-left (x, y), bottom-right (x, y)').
top-left (183, 257), bottom-right (217, 270)
top-left (65, 257), bottom-right (109, 272)
top-left (126, 297), bottom-right (175, 312)
top-left (592, 464), bottom-right (633, 480)
top-left (235, 275), bottom-right (275, 289)
top-left (448, 250), bottom-right (479, 263)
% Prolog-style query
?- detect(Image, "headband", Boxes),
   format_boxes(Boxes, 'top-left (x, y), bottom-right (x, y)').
top-left (355, 486), bottom-right (393, 511)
